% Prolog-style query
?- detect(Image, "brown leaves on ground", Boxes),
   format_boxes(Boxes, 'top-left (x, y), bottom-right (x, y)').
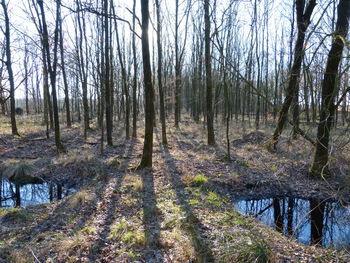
top-left (0, 115), bottom-right (349, 262)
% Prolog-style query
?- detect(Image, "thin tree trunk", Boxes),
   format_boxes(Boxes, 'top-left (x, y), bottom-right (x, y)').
top-left (104, 0), bottom-right (113, 146)
top-left (174, 0), bottom-right (180, 128)
top-left (111, 2), bottom-right (130, 140)
top-left (204, 0), bottom-right (215, 145)
top-left (59, 15), bottom-right (71, 127)
top-left (1, 0), bottom-right (19, 136)
top-left (155, 0), bottom-right (167, 145)
top-left (24, 44), bottom-right (29, 115)
top-left (132, 0), bottom-right (138, 138)
top-left (38, 0), bottom-right (65, 152)
top-left (75, 1), bottom-right (90, 139)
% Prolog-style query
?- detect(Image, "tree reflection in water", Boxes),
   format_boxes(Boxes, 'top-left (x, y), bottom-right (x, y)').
top-left (0, 175), bottom-right (75, 208)
top-left (235, 197), bottom-right (350, 249)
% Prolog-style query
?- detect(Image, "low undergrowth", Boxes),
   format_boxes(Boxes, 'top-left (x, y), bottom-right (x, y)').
top-left (1, 116), bottom-right (350, 262)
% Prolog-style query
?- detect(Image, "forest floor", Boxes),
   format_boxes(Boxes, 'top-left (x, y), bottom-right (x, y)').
top-left (1, 114), bottom-right (350, 262)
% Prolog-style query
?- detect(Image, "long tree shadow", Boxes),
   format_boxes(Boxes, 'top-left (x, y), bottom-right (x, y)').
top-left (158, 135), bottom-right (214, 262)
top-left (87, 140), bottom-right (135, 262)
top-left (2, 139), bottom-right (135, 262)
top-left (1, 129), bottom-right (57, 159)
top-left (10, 177), bottom-right (109, 246)
top-left (137, 168), bottom-right (164, 262)
top-left (49, 139), bottom-right (134, 236)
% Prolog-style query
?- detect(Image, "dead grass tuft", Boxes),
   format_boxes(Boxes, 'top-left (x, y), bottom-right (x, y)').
top-left (66, 190), bottom-right (95, 209)
top-left (57, 233), bottom-right (91, 261)
top-left (8, 249), bottom-right (32, 263)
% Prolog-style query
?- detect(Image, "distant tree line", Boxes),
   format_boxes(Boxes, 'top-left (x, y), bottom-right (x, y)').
top-left (0, 0), bottom-right (349, 176)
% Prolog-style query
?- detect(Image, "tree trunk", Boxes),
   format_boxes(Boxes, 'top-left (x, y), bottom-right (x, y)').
top-left (310, 0), bottom-right (349, 177)
top-left (104, 0), bottom-right (113, 146)
top-left (155, 0), bottom-right (168, 145)
top-left (138, 0), bottom-right (155, 168)
top-left (38, 0), bottom-right (65, 152)
top-left (24, 44), bottom-right (29, 115)
top-left (270, 0), bottom-right (316, 149)
top-left (174, 0), bottom-right (181, 128)
top-left (204, 0), bottom-right (215, 145)
top-left (1, 0), bottom-right (19, 136)
top-left (75, 1), bottom-right (90, 139)
top-left (111, 2), bottom-right (130, 140)
top-left (132, 0), bottom-right (138, 138)
top-left (59, 15), bottom-right (71, 127)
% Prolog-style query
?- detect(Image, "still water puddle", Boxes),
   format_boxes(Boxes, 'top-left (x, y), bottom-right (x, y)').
top-left (235, 197), bottom-right (350, 249)
top-left (0, 177), bottom-right (76, 208)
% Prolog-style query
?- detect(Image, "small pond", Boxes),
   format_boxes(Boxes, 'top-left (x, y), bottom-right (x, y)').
top-left (235, 197), bottom-right (350, 249)
top-left (0, 176), bottom-right (76, 208)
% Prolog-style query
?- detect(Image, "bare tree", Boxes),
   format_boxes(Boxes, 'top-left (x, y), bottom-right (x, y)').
top-left (132, 0), bottom-right (138, 138)
top-left (111, 1), bottom-right (130, 140)
top-left (174, 0), bottom-right (191, 128)
top-left (59, 13), bottom-right (71, 127)
top-left (155, 0), bottom-right (167, 145)
top-left (204, 0), bottom-right (215, 145)
top-left (37, 0), bottom-right (65, 152)
top-left (1, 0), bottom-right (19, 136)
top-left (75, 0), bottom-right (90, 139)
top-left (270, 0), bottom-right (316, 149)
top-left (138, 0), bottom-right (155, 168)
top-left (104, 0), bottom-right (113, 146)
top-left (310, 0), bottom-right (349, 177)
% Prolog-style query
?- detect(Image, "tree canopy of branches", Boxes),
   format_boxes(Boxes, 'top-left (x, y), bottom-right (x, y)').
top-left (0, 0), bottom-right (349, 173)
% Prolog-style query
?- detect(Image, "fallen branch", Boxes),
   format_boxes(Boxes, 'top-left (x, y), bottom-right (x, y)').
top-left (287, 120), bottom-right (316, 146)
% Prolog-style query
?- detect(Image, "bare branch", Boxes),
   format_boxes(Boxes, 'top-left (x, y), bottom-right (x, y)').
top-left (60, 2), bottom-right (141, 39)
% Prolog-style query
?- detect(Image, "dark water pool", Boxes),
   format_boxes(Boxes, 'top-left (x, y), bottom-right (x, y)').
top-left (0, 177), bottom-right (76, 208)
top-left (235, 197), bottom-right (350, 249)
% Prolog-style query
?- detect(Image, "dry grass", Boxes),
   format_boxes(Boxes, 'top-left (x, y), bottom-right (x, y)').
top-left (1, 115), bottom-right (350, 262)
top-left (57, 233), bottom-right (92, 261)
top-left (8, 249), bottom-right (32, 263)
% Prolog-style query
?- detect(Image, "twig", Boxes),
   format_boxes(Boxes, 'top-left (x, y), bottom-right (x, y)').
top-left (29, 248), bottom-right (42, 263)
top-left (335, 86), bottom-right (350, 109)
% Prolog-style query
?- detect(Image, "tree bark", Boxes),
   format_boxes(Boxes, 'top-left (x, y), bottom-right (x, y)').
top-left (310, 0), bottom-right (349, 177)
top-left (1, 0), bottom-right (19, 136)
top-left (24, 43), bottom-right (29, 115)
top-left (38, 0), bottom-right (65, 152)
top-left (104, 0), bottom-right (113, 146)
top-left (111, 2), bottom-right (130, 140)
top-left (75, 1), bottom-right (90, 139)
top-left (132, 0), bottom-right (138, 138)
top-left (204, 0), bottom-right (215, 145)
top-left (138, 0), bottom-right (155, 168)
top-left (270, 0), bottom-right (316, 149)
top-left (174, 0), bottom-right (181, 128)
top-left (59, 14), bottom-right (71, 127)
top-left (155, 0), bottom-right (168, 145)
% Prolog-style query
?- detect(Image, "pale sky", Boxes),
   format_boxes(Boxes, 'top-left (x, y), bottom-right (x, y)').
top-left (1, 0), bottom-right (341, 100)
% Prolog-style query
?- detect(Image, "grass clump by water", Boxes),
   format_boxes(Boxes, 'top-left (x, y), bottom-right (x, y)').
top-left (206, 191), bottom-right (224, 207)
top-left (1, 207), bottom-right (30, 223)
top-left (219, 232), bottom-right (272, 263)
